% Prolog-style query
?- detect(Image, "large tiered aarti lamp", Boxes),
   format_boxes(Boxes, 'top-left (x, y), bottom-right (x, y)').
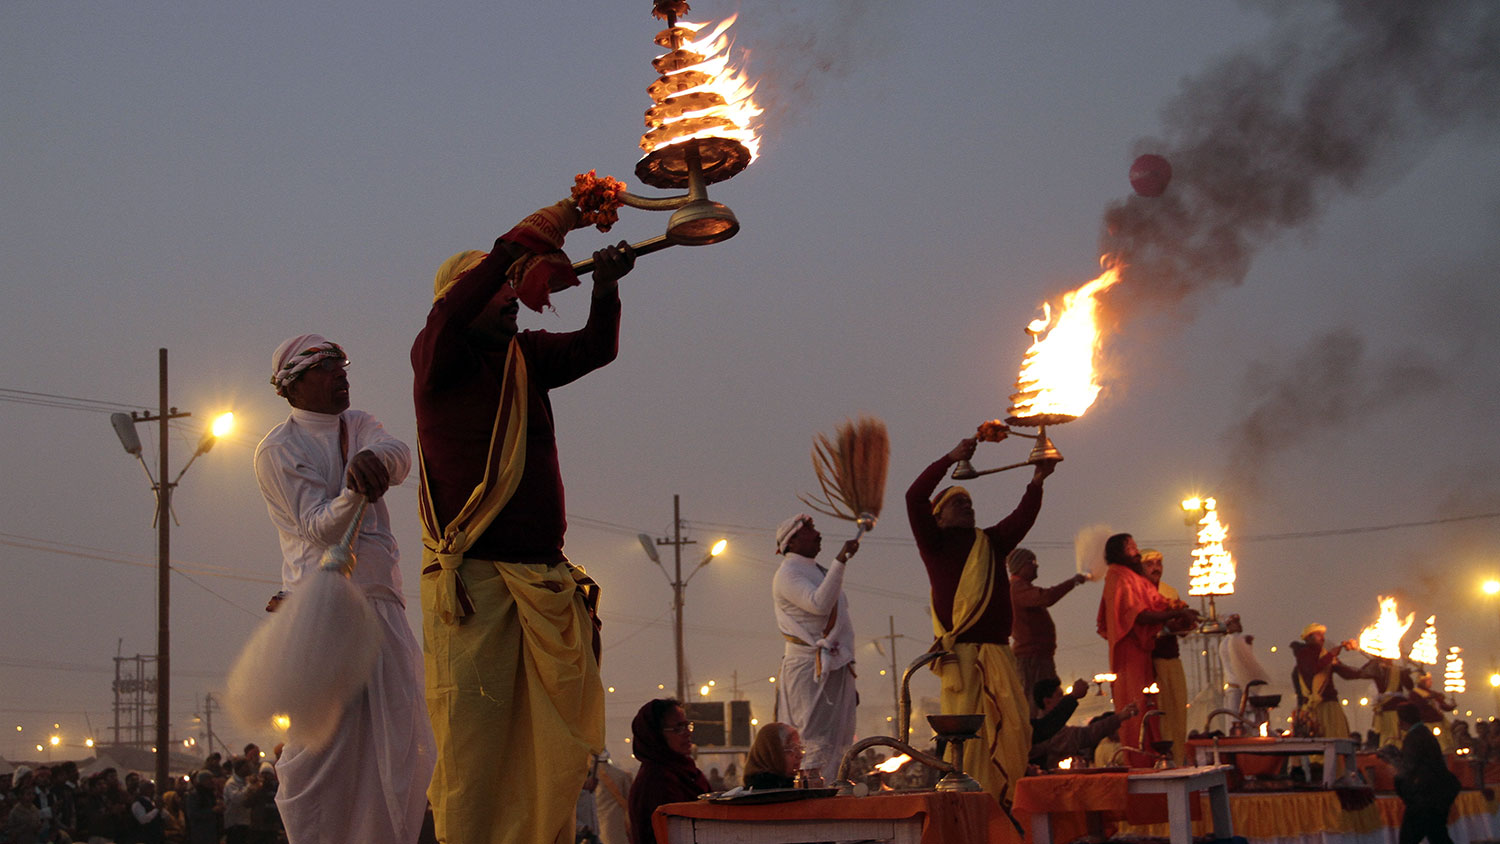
top-left (571, 0), bottom-right (761, 275)
top-left (1445, 646), bottom-right (1466, 695)
top-left (953, 266), bottom-right (1120, 479)
top-left (1409, 616), bottom-right (1439, 666)
top-left (1182, 496), bottom-right (1235, 619)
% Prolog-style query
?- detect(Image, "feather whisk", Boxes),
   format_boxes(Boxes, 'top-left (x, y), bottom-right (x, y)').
top-left (798, 416), bottom-right (890, 539)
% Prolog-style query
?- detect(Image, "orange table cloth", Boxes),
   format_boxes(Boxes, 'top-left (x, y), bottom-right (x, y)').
top-left (653, 790), bottom-right (1019, 844)
top-left (1012, 772), bottom-right (1183, 844)
top-left (1115, 789), bottom-right (1500, 840)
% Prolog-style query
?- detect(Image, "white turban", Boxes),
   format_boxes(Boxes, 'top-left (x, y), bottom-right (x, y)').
top-left (270, 334), bottom-right (346, 396)
top-left (775, 514), bottom-right (812, 555)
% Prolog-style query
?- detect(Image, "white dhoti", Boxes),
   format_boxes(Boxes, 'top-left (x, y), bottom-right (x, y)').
top-left (777, 656), bottom-right (857, 781)
top-left (276, 592), bottom-right (435, 844)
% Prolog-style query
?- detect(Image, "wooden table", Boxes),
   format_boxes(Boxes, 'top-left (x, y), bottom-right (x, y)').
top-left (1021, 766), bottom-right (1234, 844)
top-left (653, 790), bottom-right (1016, 844)
top-left (1188, 737), bottom-right (1356, 787)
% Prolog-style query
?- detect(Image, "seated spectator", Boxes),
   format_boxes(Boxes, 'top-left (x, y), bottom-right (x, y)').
top-left (628, 699), bottom-right (709, 844)
top-left (1034, 703), bottom-right (1139, 769)
top-left (742, 723), bottom-right (803, 789)
top-left (1031, 678), bottom-right (1088, 746)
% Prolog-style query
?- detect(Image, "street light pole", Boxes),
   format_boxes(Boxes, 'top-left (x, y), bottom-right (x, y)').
top-left (639, 495), bottom-right (725, 703)
top-left (111, 348), bottom-right (232, 789)
top-left (145, 349), bottom-right (191, 790)
top-left (672, 495), bottom-right (687, 703)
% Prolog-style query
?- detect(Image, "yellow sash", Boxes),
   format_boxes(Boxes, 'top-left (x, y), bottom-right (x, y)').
top-left (418, 339), bottom-right (530, 625)
top-left (932, 529), bottom-right (993, 646)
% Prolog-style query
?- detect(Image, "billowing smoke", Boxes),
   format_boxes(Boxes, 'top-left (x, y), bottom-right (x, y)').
top-left (732, 1), bottom-right (913, 139)
top-left (1100, 0), bottom-right (1500, 321)
top-left (1223, 327), bottom-right (1442, 492)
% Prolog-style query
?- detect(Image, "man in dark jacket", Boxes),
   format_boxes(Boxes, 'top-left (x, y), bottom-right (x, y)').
top-left (1380, 702), bottom-right (1461, 844)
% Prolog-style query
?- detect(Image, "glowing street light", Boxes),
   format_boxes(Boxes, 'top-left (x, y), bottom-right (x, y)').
top-left (109, 349), bottom-right (233, 789)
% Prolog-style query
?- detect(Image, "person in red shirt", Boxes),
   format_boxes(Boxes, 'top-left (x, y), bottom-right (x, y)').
top-left (413, 198), bottom-right (636, 844)
top-left (905, 436), bottom-right (1056, 807)
top-left (1007, 547), bottom-right (1088, 716)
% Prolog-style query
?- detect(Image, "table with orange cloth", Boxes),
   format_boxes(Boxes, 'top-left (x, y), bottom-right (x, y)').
top-left (652, 790), bottom-right (1019, 844)
top-left (1187, 737), bottom-right (1356, 787)
top-left (1013, 766), bottom-right (1229, 844)
top-left (1114, 788), bottom-right (1500, 844)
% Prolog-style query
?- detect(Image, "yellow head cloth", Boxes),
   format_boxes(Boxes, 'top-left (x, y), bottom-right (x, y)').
top-left (1140, 548), bottom-right (1163, 562)
top-left (1301, 622), bottom-right (1326, 640)
top-left (931, 485), bottom-right (970, 516)
top-left (434, 250), bottom-right (489, 302)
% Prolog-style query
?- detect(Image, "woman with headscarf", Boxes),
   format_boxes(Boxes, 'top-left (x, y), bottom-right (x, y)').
top-left (628, 699), bottom-right (709, 844)
top-left (741, 723), bottom-right (803, 790)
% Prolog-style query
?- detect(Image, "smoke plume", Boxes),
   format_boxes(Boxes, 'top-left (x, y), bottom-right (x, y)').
top-left (1100, 0), bottom-right (1500, 321)
top-left (1223, 327), bottom-right (1442, 493)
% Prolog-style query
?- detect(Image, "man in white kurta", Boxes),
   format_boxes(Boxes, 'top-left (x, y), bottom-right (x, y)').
top-left (772, 514), bottom-right (859, 781)
top-left (1218, 614), bottom-right (1272, 728)
top-left (254, 334), bottom-right (435, 844)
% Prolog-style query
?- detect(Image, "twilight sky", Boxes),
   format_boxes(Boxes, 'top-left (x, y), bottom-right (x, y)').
top-left (4, 0), bottom-right (1499, 765)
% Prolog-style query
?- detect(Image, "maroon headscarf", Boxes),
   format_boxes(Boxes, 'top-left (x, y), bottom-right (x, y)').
top-left (628, 699), bottom-right (709, 844)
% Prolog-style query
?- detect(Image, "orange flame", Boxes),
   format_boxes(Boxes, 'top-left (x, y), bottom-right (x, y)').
top-left (875, 754), bottom-right (911, 773)
top-left (1358, 596), bottom-right (1414, 660)
top-left (1007, 265), bottom-right (1120, 423)
top-left (641, 15), bottom-right (762, 159)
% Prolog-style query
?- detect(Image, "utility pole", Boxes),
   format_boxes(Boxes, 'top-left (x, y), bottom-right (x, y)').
top-left (655, 495), bottom-right (697, 702)
top-left (874, 616), bottom-right (907, 730)
top-left (202, 693), bottom-right (219, 758)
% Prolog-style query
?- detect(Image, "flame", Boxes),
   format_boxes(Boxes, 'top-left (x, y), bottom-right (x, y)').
top-left (1357, 596), bottom-right (1414, 660)
top-left (1186, 497), bottom-right (1235, 596)
top-left (641, 15), bottom-right (762, 159)
top-left (1058, 757), bottom-right (1074, 770)
top-left (1409, 616), bottom-right (1439, 665)
top-left (1259, 722), bottom-right (1269, 737)
top-left (875, 754), bottom-right (911, 773)
top-left (1446, 646), bottom-right (1466, 694)
top-left (1143, 682), bottom-right (1160, 694)
top-left (1007, 265), bottom-right (1120, 423)
top-left (1093, 673), bottom-right (1117, 684)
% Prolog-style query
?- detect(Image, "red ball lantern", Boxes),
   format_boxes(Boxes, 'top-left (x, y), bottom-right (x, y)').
top-left (1129, 154), bottom-right (1172, 197)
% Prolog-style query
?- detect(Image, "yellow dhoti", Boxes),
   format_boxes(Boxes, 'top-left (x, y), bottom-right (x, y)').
top-left (935, 641), bottom-right (1029, 804)
top-left (930, 529), bottom-right (1030, 808)
top-left (1152, 656), bottom-right (1188, 765)
top-left (423, 558), bottom-right (604, 844)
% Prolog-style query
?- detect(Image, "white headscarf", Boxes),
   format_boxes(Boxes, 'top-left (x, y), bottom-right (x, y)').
top-left (775, 514), bottom-right (812, 555)
top-left (269, 334), bottom-right (345, 396)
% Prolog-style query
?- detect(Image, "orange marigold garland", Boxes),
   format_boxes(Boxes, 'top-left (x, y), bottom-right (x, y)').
top-left (976, 419), bottom-right (1011, 443)
top-left (571, 170), bottom-right (627, 232)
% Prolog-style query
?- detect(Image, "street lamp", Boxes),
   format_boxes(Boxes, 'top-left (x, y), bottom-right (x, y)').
top-left (639, 496), bottom-right (727, 701)
top-left (109, 348), bottom-right (232, 788)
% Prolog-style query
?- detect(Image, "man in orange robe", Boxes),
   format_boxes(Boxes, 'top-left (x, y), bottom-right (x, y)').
top-left (1097, 534), bottom-right (1195, 765)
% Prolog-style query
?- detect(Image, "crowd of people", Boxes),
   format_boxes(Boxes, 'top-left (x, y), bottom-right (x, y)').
top-left (2, 748), bottom-right (283, 844)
